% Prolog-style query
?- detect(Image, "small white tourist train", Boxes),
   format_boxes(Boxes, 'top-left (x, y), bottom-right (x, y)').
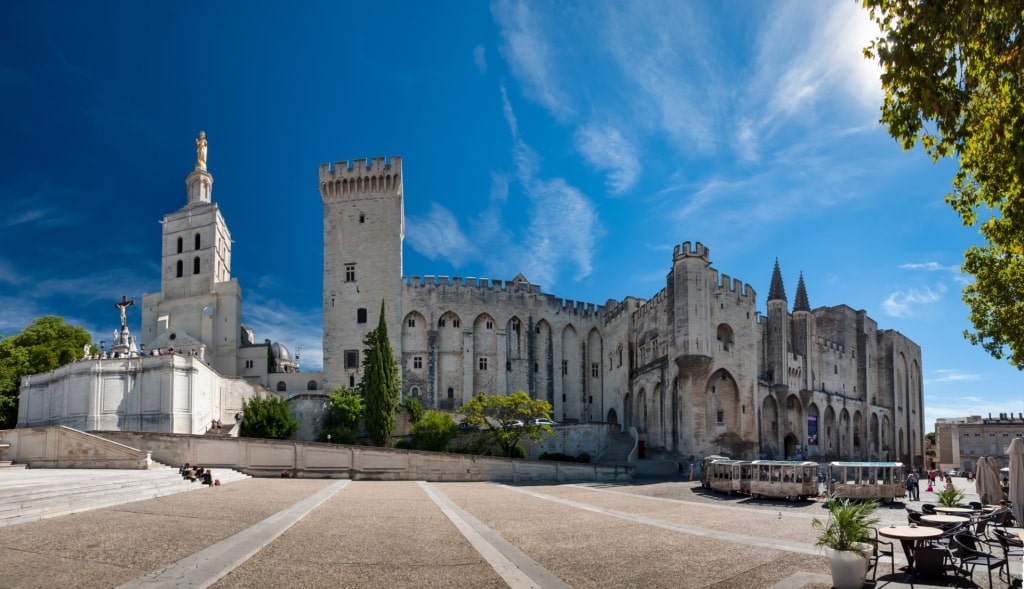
top-left (748, 460), bottom-right (819, 501)
top-left (706, 459), bottom-right (752, 495)
top-left (827, 461), bottom-right (906, 503)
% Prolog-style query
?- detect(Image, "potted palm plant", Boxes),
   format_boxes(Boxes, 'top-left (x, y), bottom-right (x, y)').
top-left (934, 485), bottom-right (966, 507)
top-left (813, 496), bottom-right (881, 589)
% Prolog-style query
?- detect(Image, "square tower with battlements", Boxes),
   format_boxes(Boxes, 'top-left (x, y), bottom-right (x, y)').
top-left (320, 156), bottom-right (404, 391)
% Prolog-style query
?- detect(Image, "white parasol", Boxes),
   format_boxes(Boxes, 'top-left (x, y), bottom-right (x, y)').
top-left (977, 456), bottom-right (1004, 506)
top-left (1008, 438), bottom-right (1024, 524)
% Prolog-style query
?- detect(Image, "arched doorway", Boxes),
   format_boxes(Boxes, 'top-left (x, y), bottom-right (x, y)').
top-left (784, 433), bottom-right (799, 460)
top-left (607, 408), bottom-right (618, 427)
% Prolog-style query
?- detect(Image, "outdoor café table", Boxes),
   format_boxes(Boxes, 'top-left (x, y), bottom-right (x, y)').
top-left (921, 514), bottom-right (969, 525)
top-left (878, 525), bottom-right (944, 573)
top-left (934, 506), bottom-right (977, 515)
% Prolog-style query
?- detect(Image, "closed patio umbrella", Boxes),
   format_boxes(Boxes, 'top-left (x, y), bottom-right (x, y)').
top-left (977, 456), bottom-right (1004, 505)
top-left (1008, 438), bottom-right (1024, 524)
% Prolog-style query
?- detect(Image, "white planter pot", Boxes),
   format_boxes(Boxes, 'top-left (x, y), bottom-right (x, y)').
top-left (825, 546), bottom-right (870, 589)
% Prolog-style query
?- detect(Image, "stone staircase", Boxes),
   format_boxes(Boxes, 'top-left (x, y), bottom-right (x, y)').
top-left (596, 430), bottom-right (636, 464)
top-left (0, 464), bottom-right (250, 528)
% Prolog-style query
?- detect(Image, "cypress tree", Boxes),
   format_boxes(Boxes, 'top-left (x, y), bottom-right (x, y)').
top-left (362, 300), bottom-right (399, 446)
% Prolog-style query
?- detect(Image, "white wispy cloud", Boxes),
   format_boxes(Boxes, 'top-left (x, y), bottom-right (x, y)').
top-left (901, 262), bottom-right (960, 272)
top-left (925, 369), bottom-right (982, 384)
top-left (473, 44), bottom-right (487, 74)
top-left (881, 283), bottom-right (947, 318)
top-left (243, 296), bottom-right (324, 371)
top-left (574, 123), bottom-right (641, 195)
top-left (492, 0), bottom-right (573, 121)
top-left (499, 88), bottom-right (602, 286)
top-left (405, 203), bottom-right (477, 267)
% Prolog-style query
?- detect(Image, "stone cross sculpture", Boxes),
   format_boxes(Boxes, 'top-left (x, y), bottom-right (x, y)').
top-left (115, 295), bottom-right (135, 332)
top-left (196, 130), bottom-right (207, 170)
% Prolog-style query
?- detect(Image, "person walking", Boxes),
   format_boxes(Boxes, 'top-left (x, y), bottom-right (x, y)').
top-left (912, 471), bottom-right (921, 501)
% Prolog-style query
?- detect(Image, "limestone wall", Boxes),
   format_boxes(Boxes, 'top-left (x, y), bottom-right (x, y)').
top-left (18, 355), bottom-right (264, 435)
top-left (0, 426), bottom-right (152, 469)
top-left (97, 430), bottom-right (634, 482)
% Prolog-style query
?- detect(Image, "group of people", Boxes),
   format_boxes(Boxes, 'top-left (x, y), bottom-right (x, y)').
top-left (179, 462), bottom-right (215, 486)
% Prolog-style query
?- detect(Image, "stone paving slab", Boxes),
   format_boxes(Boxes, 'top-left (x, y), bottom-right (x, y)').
top-left (0, 472), bottom-right (1017, 589)
top-left (0, 478), bottom-right (333, 589)
top-left (211, 480), bottom-right (508, 589)
top-left (435, 482), bottom-right (833, 589)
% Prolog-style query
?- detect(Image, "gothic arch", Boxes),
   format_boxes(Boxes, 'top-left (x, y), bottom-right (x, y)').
top-left (823, 405), bottom-right (837, 457)
top-left (761, 395), bottom-right (780, 459)
top-left (472, 313), bottom-right (497, 395)
top-left (706, 369), bottom-right (740, 437)
top-left (506, 316), bottom-right (528, 395)
top-left (561, 325), bottom-right (580, 421)
top-left (637, 387), bottom-right (648, 433)
top-left (436, 310), bottom-right (464, 408)
top-left (853, 410), bottom-right (864, 459)
top-left (607, 407), bottom-right (619, 427)
top-left (534, 320), bottom-right (553, 404)
top-left (839, 408), bottom-right (851, 459)
top-left (806, 403), bottom-right (820, 457)
top-left (586, 327), bottom-right (603, 424)
top-left (869, 413), bottom-right (881, 461)
top-left (783, 393), bottom-right (804, 451)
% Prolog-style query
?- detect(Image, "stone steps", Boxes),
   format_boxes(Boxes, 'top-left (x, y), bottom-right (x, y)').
top-left (0, 466), bottom-right (250, 528)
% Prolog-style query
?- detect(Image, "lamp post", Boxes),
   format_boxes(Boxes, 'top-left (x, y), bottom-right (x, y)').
top-left (100, 340), bottom-right (105, 357)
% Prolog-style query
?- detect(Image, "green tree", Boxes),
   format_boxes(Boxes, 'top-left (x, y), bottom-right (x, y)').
top-left (409, 410), bottom-right (457, 452)
top-left (458, 391), bottom-right (554, 457)
top-left (239, 394), bottom-right (298, 440)
top-left (317, 387), bottom-right (364, 444)
top-left (0, 316), bottom-right (92, 427)
top-left (864, 0), bottom-right (1024, 368)
top-left (361, 300), bottom-right (400, 447)
top-left (403, 397), bottom-right (425, 424)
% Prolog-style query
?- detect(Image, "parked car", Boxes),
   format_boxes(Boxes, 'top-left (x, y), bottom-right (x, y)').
top-left (456, 421), bottom-right (482, 432)
top-left (508, 420), bottom-right (524, 427)
top-left (529, 418), bottom-right (559, 426)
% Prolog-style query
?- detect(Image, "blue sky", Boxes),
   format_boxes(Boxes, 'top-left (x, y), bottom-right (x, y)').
top-left (1, 1), bottom-right (1020, 430)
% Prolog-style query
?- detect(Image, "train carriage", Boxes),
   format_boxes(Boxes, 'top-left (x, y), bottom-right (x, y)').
top-left (699, 455), bottom-right (731, 489)
top-left (827, 461), bottom-right (906, 503)
top-left (707, 459), bottom-right (752, 495)
top-left (748, 460), bottom-right (818, 501)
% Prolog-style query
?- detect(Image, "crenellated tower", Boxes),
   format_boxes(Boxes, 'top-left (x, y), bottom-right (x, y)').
top-left (766, 259), bottom-right (789, 387)
top-left (671, 242), bottom-right (713, 357)
top-left (320, 156), bottom-right (404, 391)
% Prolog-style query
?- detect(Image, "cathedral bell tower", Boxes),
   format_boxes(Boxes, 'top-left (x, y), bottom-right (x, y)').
top-left (140, 131), bottom-right (242, 376)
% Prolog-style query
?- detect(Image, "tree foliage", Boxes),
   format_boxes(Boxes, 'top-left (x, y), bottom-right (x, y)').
top-left (361, 300), bottom-right (400, 446)
top-left (408, 410), bottom-right (457, 452)
top-left (239, 394), bottom-right (298, 440)
top-left (317, 386), bottom-right (364, 444)
top-left (864, 0), bottom-right (1024, 368)
top-left (402, 397), bottom-right (425, 424)
top-left (458, 391), bottom-right (554, 457)
top-left (0, 316), bottom-right (92, 427)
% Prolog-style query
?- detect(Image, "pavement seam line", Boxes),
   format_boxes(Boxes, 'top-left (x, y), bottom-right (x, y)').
top-left (502, 484), bottom-right (824, 556)
top-left (418, 481), bottom-right (571, 589)
top-left (115, 480), bottom-right (350, 589)
top-left (570, 483), bottom-right (821, 519)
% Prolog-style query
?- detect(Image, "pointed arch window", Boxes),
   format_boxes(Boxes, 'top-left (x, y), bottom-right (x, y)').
top-left (193, 257), bottom-right (200, 274)
top-left (195, 233), bottom-right (201, 250)
top-left (176, 237), bottom-right (183, 254)
top-left (176, 260), bottom-right (183, 277)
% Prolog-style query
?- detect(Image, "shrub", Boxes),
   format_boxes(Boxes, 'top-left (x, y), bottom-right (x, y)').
top-left (409, 410), bottom-right (457, 452)
top-left (239, 394), bottom-right (298, 440)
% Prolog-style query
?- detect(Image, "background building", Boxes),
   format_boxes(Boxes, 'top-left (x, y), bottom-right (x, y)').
top-left (935, 413), bottom-right (1024, 473)
top-left (320, 155), bottom-right (926, 466)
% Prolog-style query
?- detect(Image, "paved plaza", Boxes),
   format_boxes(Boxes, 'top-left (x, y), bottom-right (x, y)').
top-left (0, 471), bottom-right (1017, 588)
